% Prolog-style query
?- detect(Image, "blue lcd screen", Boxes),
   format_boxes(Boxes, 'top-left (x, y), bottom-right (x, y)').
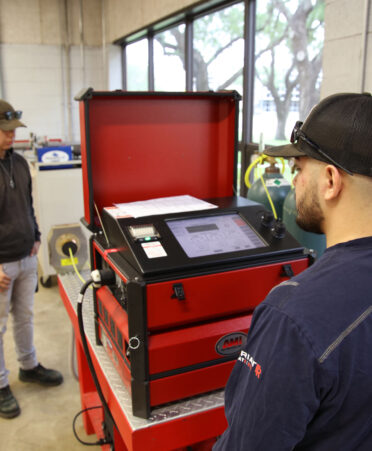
top-left (166, 213), bottom-right (267, 258)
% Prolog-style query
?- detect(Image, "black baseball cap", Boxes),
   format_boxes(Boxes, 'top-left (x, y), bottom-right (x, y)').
top-left (264, 92), bottom-right (372, 177)
top-left (0, 99), bottom-right (26, 131)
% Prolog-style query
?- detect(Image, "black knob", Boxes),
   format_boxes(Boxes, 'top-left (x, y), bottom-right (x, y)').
top-left (261, 210), bottom-right (274, 228)
top-left (272, 220), bottom-right (286, 239)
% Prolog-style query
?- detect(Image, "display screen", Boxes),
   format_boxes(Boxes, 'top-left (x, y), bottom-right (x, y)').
top-left (166, 213), bottom-right (267, 258)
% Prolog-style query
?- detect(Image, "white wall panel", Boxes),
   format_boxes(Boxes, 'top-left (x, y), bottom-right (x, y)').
top-left (0, 44), bottom-right (63, 140)
top-left (324, 0), bottom-right (365, 41)
top-left (322, 35), bottom-right (362, 94)
top-left (322, 0), bottom-right (372, 97)
top-left (0, 43), bottom-right (103, 143)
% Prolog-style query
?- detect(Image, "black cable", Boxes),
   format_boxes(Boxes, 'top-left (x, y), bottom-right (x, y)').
top-left (76, 279), bottom-right (113, 446)
top-left (79, 279), bottom-right (94, 296)
top-left (77, 279), bottom-right (111, 414)
top-left (72, 406), bottom-right (106, 446)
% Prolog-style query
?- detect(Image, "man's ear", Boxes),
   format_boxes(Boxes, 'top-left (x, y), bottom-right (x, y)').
top-left (323, 165), bottom-right (343, 201)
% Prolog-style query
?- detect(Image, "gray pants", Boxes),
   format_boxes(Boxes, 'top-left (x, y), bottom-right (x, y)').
top-left (0, 256), bottom-right (38, 388)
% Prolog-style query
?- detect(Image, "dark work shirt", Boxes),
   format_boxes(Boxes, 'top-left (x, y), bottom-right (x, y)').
top-left (214, 237), bottom-right (372, 451)
top-left (0, 149), bottom-right (41, 263)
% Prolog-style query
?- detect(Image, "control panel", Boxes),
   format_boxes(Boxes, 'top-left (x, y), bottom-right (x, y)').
top-left (100, 197), bottom-right (304, 277)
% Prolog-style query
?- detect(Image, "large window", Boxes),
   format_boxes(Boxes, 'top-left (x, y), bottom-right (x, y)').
top-left (120, 0), bottom-right (324, 192)
top-left (193, 3), bottom-right (244, 92)
top-left (154, 24), bottom-right (186, 91)
top-left (126, 38), bottom-right (148, 91)
top-left (253, 0), bottom-right (324, 146)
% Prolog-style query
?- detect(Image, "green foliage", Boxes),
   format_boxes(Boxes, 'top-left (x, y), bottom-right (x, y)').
top-left (307, 1), bottom-right (325, 50)
top-left (256, 7), bottom-right (287, 45)
top-left (193, 3), bottom-right (244, 60)
top-left (255, 0), bottom-right (325, 92)
top-left (154, 0), bottom-right (324, 139)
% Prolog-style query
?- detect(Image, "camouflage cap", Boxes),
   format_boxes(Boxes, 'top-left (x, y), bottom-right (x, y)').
top-left (0, 99), bottom-right (26, 131)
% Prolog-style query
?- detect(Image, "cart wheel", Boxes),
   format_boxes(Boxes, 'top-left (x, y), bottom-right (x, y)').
top-left (40, 275), bottom-right (52, 288)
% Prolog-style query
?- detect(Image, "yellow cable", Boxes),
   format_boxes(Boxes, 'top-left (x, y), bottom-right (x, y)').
top-left (245, 154), bottom-right (280, 220)
top-left (259, 172), bottom-right (278, 220)
top-left (278, 157), bottom-right (286, 174)
top-left (244, 155), bottom-right (265, 189)
top-left (68, 247), bottom-right (86, 283)
top-left (289, 158), bottom-right (296, 187)
top-left (245, 154), bottom-right (286, 188)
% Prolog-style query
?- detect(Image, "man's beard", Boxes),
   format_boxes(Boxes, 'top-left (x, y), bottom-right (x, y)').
top-left (295, 185), bottom-right (324, 235)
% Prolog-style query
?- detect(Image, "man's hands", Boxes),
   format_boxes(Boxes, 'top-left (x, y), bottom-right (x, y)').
top-left (0, 264), bottom-right (11, 292)
top-left (30, 241), bottom-right (41, 257)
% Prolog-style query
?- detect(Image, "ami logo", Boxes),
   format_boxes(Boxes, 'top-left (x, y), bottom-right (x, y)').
top-left (215, 332), bottom-right (247, 356)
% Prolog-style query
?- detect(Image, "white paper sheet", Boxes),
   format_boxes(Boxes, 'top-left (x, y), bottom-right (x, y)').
top-left (114, 195), bottom-right (217, 218)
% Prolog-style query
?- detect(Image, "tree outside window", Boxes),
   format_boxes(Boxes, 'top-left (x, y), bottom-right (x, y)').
top-left (193, 3), bottom-right (245, 93)
top-left (125, 0), bottom-right (324, 151)
top-left (254, 0), bottom-right (324, 145)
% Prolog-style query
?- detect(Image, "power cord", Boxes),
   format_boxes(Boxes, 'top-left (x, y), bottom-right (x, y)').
top-left (75, 268), bottom-right (116, 447)
top-left (72, 406), bottom-right (107, 446)
top-left (67, 247), bottom-right (86, 381)
top-left (68, 247), bottom-right (86, 284)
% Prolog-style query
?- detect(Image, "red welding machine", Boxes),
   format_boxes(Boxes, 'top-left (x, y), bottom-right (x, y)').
top-left (76, 89), bottom-right (309, 418)
top-left (91, 196), bottom-right (308, 418)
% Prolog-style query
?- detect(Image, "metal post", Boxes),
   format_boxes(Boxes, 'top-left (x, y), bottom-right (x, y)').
top-left (79, 0), bottom-right (86, 88)
top-left (240, 0), bottom-right (256, 196)
top-left (122, 46), bottom-right (127, 91)
top-left (360, 0), bottom-right (371, 92)
top-left (0, 1), bottom-right (5, 99)
top-left (185, 16), bottom-right (194, 91)
top-left (101, 0), bottom-right (107, 89)
top-left (148, 32), bottom-right (154, 90)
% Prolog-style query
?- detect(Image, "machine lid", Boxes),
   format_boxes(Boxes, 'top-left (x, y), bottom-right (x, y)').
top-left (77, 89), bottom-right (241, 230)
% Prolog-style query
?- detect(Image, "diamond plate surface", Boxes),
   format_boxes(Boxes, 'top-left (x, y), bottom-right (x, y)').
top-left (59, 272), bottom-right (225, 431)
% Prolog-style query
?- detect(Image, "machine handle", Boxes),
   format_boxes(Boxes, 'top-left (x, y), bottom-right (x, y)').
top-left (128, 336), bottom-right (141, 350)
top-left (171, 283), bottom-right (186, 301)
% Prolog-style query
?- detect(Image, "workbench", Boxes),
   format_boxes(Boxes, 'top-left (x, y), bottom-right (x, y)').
top-left (58, 272), bottom-right (227, 450)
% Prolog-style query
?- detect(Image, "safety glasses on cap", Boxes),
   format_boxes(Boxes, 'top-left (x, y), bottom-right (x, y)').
top-left (2, 110), bottom-right (22, 120)
top-left (290, 120), bottom-right (353, 175)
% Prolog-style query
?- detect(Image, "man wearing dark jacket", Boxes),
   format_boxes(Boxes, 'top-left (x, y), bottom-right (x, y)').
top-left (214, 93), bottom-right (372, 450)
top-left (0, 100), bottom-right (63, 419)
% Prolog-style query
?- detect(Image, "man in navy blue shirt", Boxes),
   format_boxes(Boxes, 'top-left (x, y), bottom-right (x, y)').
top-left (214, 93), bottom-right (372, 450)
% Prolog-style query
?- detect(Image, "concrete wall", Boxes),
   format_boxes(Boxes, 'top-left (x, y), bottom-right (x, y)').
top-left (105, 0), bottom-right (199, 42)
top-left (0, 0), bottom-right (103, 46)
top-left (0, 0), bottom-right (370, 143)
top-left (0, 0), bottom-right (198, 142)
top-left (321, 0), bottom-right (372, 96)
top-left (0, 0), bottom-right (117, 143)
top-left (0, 42), bottom-right (111, 142)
